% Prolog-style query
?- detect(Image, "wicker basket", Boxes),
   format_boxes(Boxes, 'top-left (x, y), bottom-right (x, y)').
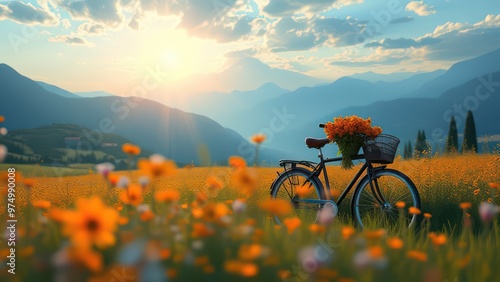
top-left (362, 134), bottom-right (400, 164)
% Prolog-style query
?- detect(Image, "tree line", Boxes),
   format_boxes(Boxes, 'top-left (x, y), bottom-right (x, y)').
top-left (403, 110), bottom-right (478, 159)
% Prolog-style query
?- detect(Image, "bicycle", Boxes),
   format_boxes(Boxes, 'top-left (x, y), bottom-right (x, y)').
top-left (269, 123), bottom-right (421, 229)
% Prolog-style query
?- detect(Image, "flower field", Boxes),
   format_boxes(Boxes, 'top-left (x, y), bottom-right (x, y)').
top-left (1, 153), bottom-right (500, 282)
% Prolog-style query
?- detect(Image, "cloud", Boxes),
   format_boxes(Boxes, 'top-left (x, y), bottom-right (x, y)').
top-left (0, 1), bottom-right (59, 25)
top-left (405, 1), bottom-right (436, 16)
top-left (364, 37), bottom-right (441, 49)
top-left (329, 48), bottom-right (420, 67)
top-left (61, 18), bottom-right (71, 28)
top-left (49, 35), bottom-right (90, 45)
top-left (390, 16), bottom-right (414, 24)
top-left (363, 14), bottom-right (500, 61)
top-left (267, 17), bottom-right (320, 52)
top-left (262, 0), bottom-right (362, 17)
top-left (77, 22), bottom-right (106, 34)
top-left (59, 0), bottom-right (123, 27)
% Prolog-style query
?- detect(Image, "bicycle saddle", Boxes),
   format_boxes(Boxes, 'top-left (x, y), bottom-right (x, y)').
top-left (305, 137), bottom-right (330, 149)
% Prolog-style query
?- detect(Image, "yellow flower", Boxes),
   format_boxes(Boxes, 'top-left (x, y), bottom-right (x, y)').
top-left (122, 143), bottom-right (141, 155)
top-left (473, 189), bottom-right (480, 195)
top-left (60, 197), bottom-right (118, 250)
top-left (283, 217), bottom-right (301, 234)
top-left (120, 184), bottom-right (143, 206)
top-left (251, 133), bottom-right (266, 144)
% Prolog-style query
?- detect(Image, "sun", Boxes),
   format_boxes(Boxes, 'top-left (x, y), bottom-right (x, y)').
top-left (162, 50), bottom-right (181, 69)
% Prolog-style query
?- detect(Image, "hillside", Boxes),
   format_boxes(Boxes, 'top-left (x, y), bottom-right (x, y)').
top-left (0, 123), bottom-right (154, 167)
top-left (0, 63), bottom-right (286, 165)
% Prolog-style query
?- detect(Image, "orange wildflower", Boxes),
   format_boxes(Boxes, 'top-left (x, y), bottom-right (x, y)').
top-left (228, 156), bottom-right (247, 168)
top-left (283, 217), bottom-right (301, 234)
top-left (429, 232), bottom-right (447, 246)
top-left (33, 200), bottom-right (51, 209)
top-left (107, 174), bottom-right (121, 186)
top-left (342, 226), bottom-right (356, 240)
top-left (424, 213), bottom-right (432, 219)
top-left (238, 244), bottom-right (263, 261)
top-left (259, 198), bottom-right (293, 217)
top-left (0, 116), bottom-right (4, 122)
top-left (118, 217), bottom-right (129, 225)
top-left (489, 182), bottom-right (500, 189)
top-left (473, 189), bottom-right (480, 195)
top-left (309, 223), bottom-right (326, 233)
top-left (231, 168), bottom-right (258, 195)
top-left (138, 154), bottom-right (177, 177)
top-left (386, 237), bottom-right (404, 249)
top-left (68, 247), bottom-right (103, 272)
top-left (202, 203), bottom-right (230, 222)
top-left (155, 189), bottom-right (180, 203)
top-left (395, 201), bottom-right (406, 209)
top-left (140, 210), bottom-right (155, 221)
top-left (368, 246), bottom-right (384, 259)
top-left (251, 133), bottom-right (266, 144)
top-left (364, 228), bottom-right (386, 240)
top-left (60, 197), bottom-right (118, 250)
top-left (191, 223), bottom-right (214, 238)
top-left (120, 184), bottom-right (143, 206)
top-left (407, 250), bottom-right (427, 262)
top-left (295, 184), bottom-right (313, 197)
top-left (23, 179), bottom-right (36, 188)
top-left (409, 206), bottom-right (421, 214)
top-left (206, 176), bottom-right (224, 190)
top-left (122, 143), bottom-right (141, 155)
top-left (460, 202), bottom-right (472, 210)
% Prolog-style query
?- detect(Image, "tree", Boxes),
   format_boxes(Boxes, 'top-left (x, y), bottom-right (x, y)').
top-left (415, 130), bottom-right (429, 158)
top-left (445, 115), bottom-right (459, 153)
top-left (462, 111), bottom-right (478, 153)
top-left (403, 141), bottom-right (413, 159)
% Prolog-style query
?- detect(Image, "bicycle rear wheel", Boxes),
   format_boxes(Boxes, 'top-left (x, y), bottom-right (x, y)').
top-left (270, 167), bottom-right (324, 225)
top-left (351, 169), bottom-right (421, 229)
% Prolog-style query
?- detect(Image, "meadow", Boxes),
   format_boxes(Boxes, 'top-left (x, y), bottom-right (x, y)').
top-left (0, 152), bottom-right (499, 282)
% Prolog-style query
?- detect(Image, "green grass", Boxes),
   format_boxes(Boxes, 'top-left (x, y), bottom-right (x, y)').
top-left (0, 163), bottom-right (89, 177)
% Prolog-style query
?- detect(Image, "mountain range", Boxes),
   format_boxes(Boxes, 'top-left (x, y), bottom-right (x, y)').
top-left (0, 63), bottom-right (286, 165)
top-left (1, 47), bottom-right (500, 165)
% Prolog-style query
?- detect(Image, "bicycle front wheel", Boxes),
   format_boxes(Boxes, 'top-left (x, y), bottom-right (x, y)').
top-left (351, 169), bottom-right (421, 230)
top-left (270, 167), bottom-right (325, 225)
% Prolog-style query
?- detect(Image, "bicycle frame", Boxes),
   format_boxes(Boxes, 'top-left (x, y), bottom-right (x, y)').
top-left (282, 146), bottom-right (386, 208)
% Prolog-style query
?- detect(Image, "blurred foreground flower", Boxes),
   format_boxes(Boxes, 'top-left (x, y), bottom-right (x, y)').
top-left (479, 202), bottom-right (499, 222)
top-left (122, 143), bottom-right (141, 155)
top-left (95, 162), bottom-right (115, 177)
top-left (59, 197), bottom-right (119, 250)
top-left (250, 133), bottom-right (266, 166)
top-left (0, 144), bottom-right (7, 163)
top-left (121, 184), bottom-right (144, 206)
top-left (138, 154), bottom-right (177, 177)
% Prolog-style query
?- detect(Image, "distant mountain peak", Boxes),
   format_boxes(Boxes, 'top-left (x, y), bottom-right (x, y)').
top-left (229, 57), bottom-right (271, 71)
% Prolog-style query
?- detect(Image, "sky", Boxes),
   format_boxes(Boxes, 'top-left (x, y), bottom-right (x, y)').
top-left (1, 0), bottom-right (500, 95)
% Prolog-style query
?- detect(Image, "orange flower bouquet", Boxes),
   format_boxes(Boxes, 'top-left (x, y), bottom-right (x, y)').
top-left (324, 116), bottom-right (382, 169)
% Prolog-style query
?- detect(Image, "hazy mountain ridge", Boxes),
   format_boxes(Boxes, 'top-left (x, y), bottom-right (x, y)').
top-left (0, 63), bottom-right (286, 165)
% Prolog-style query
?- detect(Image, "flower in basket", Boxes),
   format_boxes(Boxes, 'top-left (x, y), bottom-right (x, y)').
top-left (324, 116), bottom-right (382, 169)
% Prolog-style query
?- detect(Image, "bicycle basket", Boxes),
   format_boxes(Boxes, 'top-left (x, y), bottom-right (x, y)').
top-left (362, 134), bottom-right (400, 164)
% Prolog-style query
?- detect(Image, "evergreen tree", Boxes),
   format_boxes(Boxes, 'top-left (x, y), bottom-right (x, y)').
top-left (445, 115), bottom-right (459, 153)
top-left (462, 111), bottom-right (478, 153)
top-left (415, 130), bottom-right (429, 158)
